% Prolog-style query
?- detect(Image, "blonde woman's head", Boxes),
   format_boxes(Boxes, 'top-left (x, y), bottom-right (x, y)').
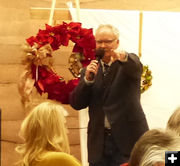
top-left (16, 100), bottom-right (70, 166)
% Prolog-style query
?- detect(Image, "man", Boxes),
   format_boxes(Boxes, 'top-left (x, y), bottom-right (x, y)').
top-left (128, 129), bottom-right (180, 166)
top-left (69, 24), bottom-right (149, 166)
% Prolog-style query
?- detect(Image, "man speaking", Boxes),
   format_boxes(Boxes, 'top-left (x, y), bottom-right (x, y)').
top-left (69, 24), bottom-right (149, 166)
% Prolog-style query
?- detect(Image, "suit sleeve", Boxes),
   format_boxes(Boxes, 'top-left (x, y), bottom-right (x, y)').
top-left (120, 53), bottom-right (143, 79)
top-left (69, 68), bottom-right (93, 110)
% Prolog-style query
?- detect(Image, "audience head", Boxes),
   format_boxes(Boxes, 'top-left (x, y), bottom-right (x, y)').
top-left (16, 100), bottom-right (70, 165)
top-left (129, 129), bottom-right (180, 166)
top-left (166, 107), bottom-right (180, 135)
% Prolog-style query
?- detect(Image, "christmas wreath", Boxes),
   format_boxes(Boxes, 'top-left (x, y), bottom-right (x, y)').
top-left (19, 21), bottom-right (152, 105)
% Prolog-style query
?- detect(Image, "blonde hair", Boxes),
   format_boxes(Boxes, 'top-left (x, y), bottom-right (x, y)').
top-left (16, 100), bottom-right (70, 166)
top-left (95, 24), bottom-right (119, 39)
top-left (129, 129), bottom-right (180, 166)
top-left (166, 107), bottom-right (180, 135)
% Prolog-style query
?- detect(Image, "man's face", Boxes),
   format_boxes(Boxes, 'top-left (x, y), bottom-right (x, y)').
top-left (95, 27), bottom-right (119, 58)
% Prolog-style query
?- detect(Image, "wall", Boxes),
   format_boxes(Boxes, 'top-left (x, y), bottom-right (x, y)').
top-left (0, 1), bottom-right (81, 166)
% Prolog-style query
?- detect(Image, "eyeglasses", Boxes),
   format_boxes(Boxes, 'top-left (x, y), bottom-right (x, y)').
top-left (96, 38), bottom-right (117, 45)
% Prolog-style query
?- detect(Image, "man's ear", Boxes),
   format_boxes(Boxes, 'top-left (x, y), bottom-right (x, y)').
top-left (117, 39), bottom-right (120, 44)
top-left (114, 39), bottom-right (119, 49)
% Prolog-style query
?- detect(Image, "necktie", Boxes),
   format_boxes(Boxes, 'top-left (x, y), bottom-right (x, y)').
top-left (103, 64), bottom-right (111, 129)
top-left (103, 64), bottom-right (109, 76)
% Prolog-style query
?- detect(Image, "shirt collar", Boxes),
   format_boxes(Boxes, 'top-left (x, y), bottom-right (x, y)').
top-left (100, 60), bottom-right (112, 72)
top-left (100, 60), bottom-right (112, 66)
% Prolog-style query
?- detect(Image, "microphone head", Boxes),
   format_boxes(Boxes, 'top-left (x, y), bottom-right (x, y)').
top-left (95, 48), bottom-right (105, 61)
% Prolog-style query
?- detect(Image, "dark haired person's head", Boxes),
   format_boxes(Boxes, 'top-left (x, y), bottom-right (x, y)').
top-left (129, 129), bottom-right (180, 166)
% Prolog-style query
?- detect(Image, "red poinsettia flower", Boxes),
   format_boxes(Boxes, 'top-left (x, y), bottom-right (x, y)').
top-left (26, 36), bottom-right (38, 47)
top-left (83, 48), bottom-right (96, 61)
top-left (66, 78), bottom-right (80, 92)
top-left (72, 43), bottom-right (83, 53)
top-left (60, 33), bottom-right (71, 46)
top-left (46, 79), bottom-right (72, 104)
top-left (46, 80), bottom-right (66, 95)
top-left (78, 29), bottom-right (96, 48)
top-left (68, 22), bottom-right (82, 37)
top-left (36, 31), bottom-right (52, 45)
top-left (53, 23), bottom-right (70, 47)
top-left (37, 28), bottom-right (60, 49)
top-left (55, 78), bottom-right (80, 104)
top-left (68, 22), bottom-right (81, 30)
top-left (45, 24), bottom-right (55, 32)
top-left (72, 28), bottom-right (96, 59)
top-left (80, 28), bottom-right (93, 36)
top-left (81, 59), bottom-right (92, 67)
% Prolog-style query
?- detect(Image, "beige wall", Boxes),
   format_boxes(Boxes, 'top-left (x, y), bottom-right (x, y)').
top-left (0, 1), bottom-right (80, 166)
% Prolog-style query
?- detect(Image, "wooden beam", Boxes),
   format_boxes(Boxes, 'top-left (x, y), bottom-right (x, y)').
top-left (30, 7), bottom-right (72, 20)
top-left (138, 12), bottom-right (143, 57)
top-left (75, 0), bottom-right (80, 21)
top-left (48, 0), bottom-right (56, 25)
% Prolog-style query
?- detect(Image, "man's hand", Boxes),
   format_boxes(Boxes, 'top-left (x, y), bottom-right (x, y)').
top-left (85, 60), bottom-right (99, 81)
top-left (110, 50), bottom-right (128, 63)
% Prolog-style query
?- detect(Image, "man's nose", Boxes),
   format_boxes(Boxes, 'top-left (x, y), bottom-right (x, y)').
top-left (99, 42), bottom-right (106, 48)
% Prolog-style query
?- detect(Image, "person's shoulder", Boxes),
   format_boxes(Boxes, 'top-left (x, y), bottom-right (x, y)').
top-left (127, 52), bottom-right (142, 65)
top-left (42, 151), bottom-right (81, 166)
top-left (44, 151), bottom-right (74, 159)
top-left (128, 53), bottom-right (140, 59)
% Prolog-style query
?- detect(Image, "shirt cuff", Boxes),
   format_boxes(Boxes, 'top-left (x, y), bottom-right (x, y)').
top-left (84, 76), bottom-right (95, 85)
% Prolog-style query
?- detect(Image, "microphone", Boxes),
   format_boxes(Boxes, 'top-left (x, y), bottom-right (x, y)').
top-left (89, 48), bottom-right (105, 80)
top-left (95, 48), bottom-right (105, 62)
